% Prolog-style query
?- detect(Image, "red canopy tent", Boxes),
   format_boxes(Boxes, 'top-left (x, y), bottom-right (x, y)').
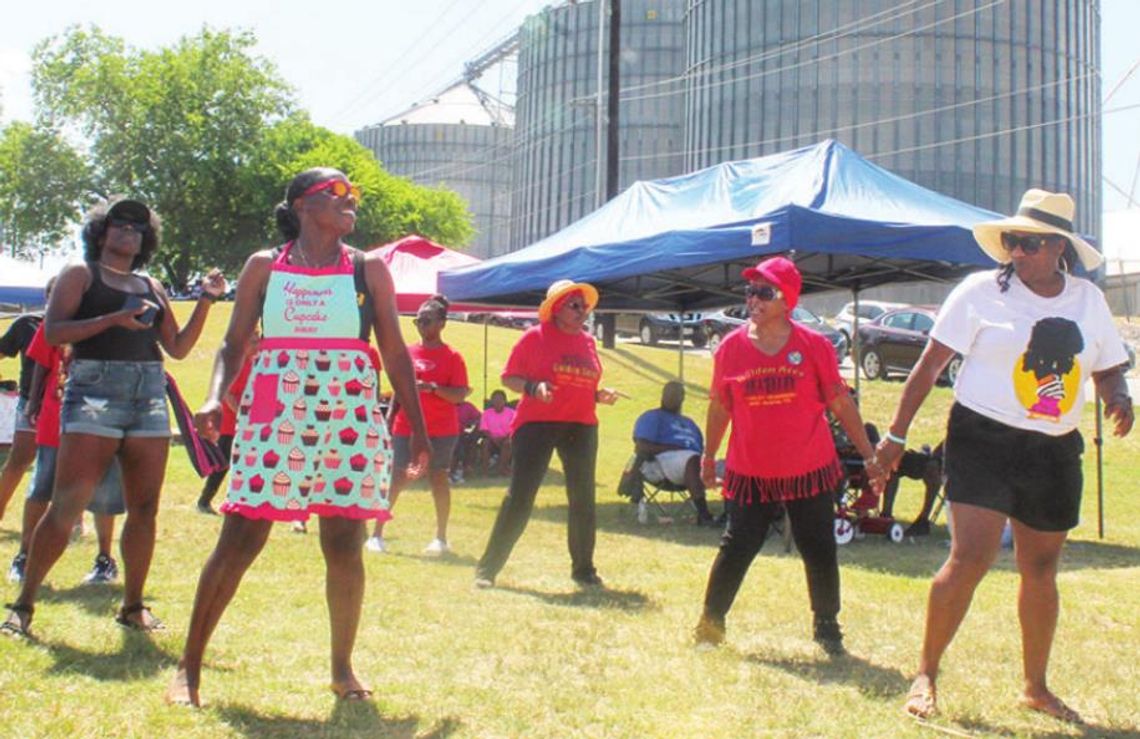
top-left (373, 235), bottom-right (484, 312)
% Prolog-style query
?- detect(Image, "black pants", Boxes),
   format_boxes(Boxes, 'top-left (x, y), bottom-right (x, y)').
top-left (703, 491), bottom-right (839, 623)
top-left (198, 434), bottom-right (235, 505)
top-left (476, 422), bottom-right (598, 581)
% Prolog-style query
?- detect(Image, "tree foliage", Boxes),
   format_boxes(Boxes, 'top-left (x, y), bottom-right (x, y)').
top-left (0, 121), bottom-right (91, 257)
top-left (26, 26), bottom-right (473, 288)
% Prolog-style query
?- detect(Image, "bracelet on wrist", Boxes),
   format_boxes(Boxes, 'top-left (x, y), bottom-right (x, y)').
top-left (524, 380), bottom-right (538, 397)
top-left (885, 431), bottom-right (907, 445)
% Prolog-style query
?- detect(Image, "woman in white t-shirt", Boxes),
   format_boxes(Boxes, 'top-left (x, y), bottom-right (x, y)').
top-left (876, 190), bottom-right (1133, 725)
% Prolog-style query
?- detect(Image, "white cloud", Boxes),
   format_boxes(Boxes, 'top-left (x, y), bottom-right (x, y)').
top-left (0, 47), bottom-right (33, 124)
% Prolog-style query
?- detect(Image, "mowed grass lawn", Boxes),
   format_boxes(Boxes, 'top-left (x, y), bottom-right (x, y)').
top-left (1, 302), bottom-right (1138, 738)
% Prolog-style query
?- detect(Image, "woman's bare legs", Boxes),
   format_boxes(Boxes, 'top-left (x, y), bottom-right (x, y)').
top-left (320, 516), bottom-right (369, 698)
top-left (1010, 521), bottom-right (1079, 722)
top-left (906, 503), bottom-right (1006, 717)
top-left (166, 514), bottom-right (273, 706)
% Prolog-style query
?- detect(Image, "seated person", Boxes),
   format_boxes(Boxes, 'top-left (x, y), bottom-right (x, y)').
top-left (450, 400), bottom-right (482, 483)
top-left (630, 381), bottom-right (714, 526)
top-left (478, 389), bottom-right (515, 476)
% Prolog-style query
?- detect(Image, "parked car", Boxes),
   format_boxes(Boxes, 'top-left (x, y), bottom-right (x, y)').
top-left (833, 300), bottom-right (907, 347)
top-left (596, 312), bottom-right (707, 347)
top-left (699, 305), bottom-right (848, 362)
top-left (856, 306), bottom-right (962, 384)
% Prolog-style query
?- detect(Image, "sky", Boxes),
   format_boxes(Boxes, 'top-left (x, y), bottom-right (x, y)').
top-left (2, 0), bottom-right (1138, 213)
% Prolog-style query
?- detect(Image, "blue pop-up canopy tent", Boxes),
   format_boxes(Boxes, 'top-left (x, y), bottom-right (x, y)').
top-left (439, 139), bottom-right (1006, 310)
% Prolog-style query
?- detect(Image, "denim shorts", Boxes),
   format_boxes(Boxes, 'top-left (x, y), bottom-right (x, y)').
top-left (26, 445), bottom-right (126, 515)
top-left (393, 434), bottom-right (457, 472)
top-left (61, 360), bottom-right (170, 439)
top-left (14, 396), bottom-right (34, 434)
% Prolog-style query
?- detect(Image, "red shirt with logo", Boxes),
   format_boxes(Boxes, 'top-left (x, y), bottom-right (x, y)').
top-left (392, 342), bottom-right (469, 437)
top-left (503, 322), bottom-right (601, 429)
top-left (711, 323), bottom-right (844, 481)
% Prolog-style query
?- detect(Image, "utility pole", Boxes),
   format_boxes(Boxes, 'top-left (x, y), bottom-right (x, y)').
top-left (598, 0), bottom-right (622, 348)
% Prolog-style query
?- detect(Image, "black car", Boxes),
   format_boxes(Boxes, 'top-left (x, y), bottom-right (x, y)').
top-left (855, 306), bottom-right (962, 384)
top-left (700, 305), bottom-right (848, 362)
top-left (595, 312), bottom-right (707, 347)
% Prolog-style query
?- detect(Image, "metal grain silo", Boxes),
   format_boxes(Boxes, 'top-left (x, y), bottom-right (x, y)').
top-left (683, 0), bottom-right (1101, 235)
top-left (355, 84), bottom-right (514, 258)
top-left (511, 0), bottom-right (688, 249)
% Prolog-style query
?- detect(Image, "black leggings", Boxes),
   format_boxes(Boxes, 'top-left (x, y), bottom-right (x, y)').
top-left (703, 491), bottom-right (839, 623)
top-left (476, 422), bottom-right (598, 581)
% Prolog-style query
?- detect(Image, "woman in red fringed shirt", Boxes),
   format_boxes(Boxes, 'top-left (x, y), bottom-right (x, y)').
top-left (693, 257), bottom-right (886, 655)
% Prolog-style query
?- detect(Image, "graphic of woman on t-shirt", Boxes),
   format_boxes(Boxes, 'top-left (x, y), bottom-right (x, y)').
top-left (1019, 317), bottom-right (1084, 419)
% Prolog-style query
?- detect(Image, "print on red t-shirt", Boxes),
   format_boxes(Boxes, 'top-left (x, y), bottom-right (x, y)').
top-left (391, 343), bottom-right (469, 437)
top-left (502, 323), bottom-right (601, 430)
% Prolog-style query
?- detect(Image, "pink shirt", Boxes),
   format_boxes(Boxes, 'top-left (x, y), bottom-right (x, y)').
top-left (479, 405), bottom-right (516, 439)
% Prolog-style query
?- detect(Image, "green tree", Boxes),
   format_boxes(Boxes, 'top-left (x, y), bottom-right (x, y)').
top-left (248, 116), bottom-right (474, 252)
top-left (0, 121), bottom-right (91, 258)
top-left (31, 25), bottom-right (295, 287)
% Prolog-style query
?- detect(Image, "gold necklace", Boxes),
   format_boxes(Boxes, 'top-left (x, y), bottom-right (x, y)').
top-left (292, 242), bottom-right (339, 269)
top-left (99, 262), bottom-right (135, 276)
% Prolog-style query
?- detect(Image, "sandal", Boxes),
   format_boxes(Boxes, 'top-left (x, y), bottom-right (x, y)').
top-left (115, 603), bottom-right (166, 632)
top-left (1021, 695), bottom-right (1083, 725)
top-left (1, 602), bottom-right (34, 639)
top-left (904, 675), bottom-right (937, 720)
top-left (331, 684), bottom-right (373, 702)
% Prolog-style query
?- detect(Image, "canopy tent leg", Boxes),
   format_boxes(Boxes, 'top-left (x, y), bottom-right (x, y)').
top-left (1095, 396), bottom-right (1105, 539)
top-left (677, 337), bottom-right (684, 382)
top-left (850, 284), bottom-right (862, 398)
top-left (483, 314), bottom-right (490, 405)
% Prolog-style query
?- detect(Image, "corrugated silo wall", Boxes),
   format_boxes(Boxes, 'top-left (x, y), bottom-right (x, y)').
top-left (355, 122), bottom-right (514, 258)
top-left (510, 0), bottom-right (687, 249)
top-left (684, 0), bottom-right (1101, 241)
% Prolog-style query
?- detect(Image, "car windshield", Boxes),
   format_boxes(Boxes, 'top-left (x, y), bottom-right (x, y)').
top-left (791, 307), bottom-right (822, 324)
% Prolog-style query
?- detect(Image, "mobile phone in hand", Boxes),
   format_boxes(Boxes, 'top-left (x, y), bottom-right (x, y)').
top-left (124, 295), bottom-right (158, 326)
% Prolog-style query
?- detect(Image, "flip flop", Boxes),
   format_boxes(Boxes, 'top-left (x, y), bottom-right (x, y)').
top-left (330, 684), bottom-right (373, 702)
top-left (0, 603), bottom-right (34, 640)
top-left (115, 603), bottom-right (165, 632)
top-left (904, 675), bottom-right (938, 720)
top-left (1021, 696), bottom-right (1083, 725)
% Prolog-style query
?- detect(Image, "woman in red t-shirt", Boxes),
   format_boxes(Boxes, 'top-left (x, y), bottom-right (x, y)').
top-left (367, 294), bottom-right (470, 556)
top-left (474, 280), bottom-right (620, 589)
top-left (694, 257), bottom-right (885, 655)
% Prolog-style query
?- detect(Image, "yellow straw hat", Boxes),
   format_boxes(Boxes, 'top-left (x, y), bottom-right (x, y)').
top-left (972, 189), bottom-right (1102, 270)
top-left (537, 279), bottom-right (599, 322)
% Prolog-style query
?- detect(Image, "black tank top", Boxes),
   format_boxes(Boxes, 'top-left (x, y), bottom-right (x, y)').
top-left (71, 263), bottom-right (164, 362)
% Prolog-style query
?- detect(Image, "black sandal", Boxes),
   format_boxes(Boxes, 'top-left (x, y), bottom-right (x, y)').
top-left (1, 602), bottom-right (34, 639)
top-left (115, 603), bottom-right (165, 632)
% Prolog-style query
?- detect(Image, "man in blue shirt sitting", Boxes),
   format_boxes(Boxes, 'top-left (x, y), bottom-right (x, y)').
top-left (632, 381), bottom-right (715, 526)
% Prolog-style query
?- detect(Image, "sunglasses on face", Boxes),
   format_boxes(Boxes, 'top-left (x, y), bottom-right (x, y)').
top-left (1000, 232), bottom-right (1064, 255)
top-left (744, 284), bottom-right (782, 301)
top-left (108, 218), bottom-right (149, 234)
top-left (301, 179), bottom-right (361, 201)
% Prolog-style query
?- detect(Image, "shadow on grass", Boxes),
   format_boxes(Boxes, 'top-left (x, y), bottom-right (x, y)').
top-left (39, 581), bottom-right (125, 617)
top-left (602, 346), bottom-right (708, 396)
top-left (531, 500), bottom-right (729, 550)
top-left (216, 701), bottom-right (463, 738)
top-left (745, 650), bottom-right (910, 700)
top-left (497, 583), bottom-right (657, 612)
top-left (393, 552), bottom-right (478, 568)
top-left (41, 629), bottom-right (178, 681)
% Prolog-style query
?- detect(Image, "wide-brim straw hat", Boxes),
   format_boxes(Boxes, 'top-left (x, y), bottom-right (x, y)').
top-left (538, 279), bottom-right (599, 322)
top-left (972, 189), bottom-right (1102, 270)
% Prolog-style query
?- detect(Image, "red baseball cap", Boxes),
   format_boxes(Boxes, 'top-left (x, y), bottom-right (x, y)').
top-left (741, 256), bottom-right (802, 310)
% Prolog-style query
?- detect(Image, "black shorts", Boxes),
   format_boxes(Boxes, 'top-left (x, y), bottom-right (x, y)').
top-left (943, 403), bottom-right (1083, 532)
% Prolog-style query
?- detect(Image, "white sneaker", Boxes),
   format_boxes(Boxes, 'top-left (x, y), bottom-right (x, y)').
top-left (365, 535), bottom-right (388, 553)
top-left (423, 538), bottom-right (449, 556)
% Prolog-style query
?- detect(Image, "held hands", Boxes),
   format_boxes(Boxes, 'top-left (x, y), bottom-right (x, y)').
top-left (194, 400), bottom-right (223, 443)
top-left (874, 437), bottom-right (905, 473)
top-left (1104, 394), bottom-right (1134, 437)
top-left (861, 455), bottom-right (889, 496)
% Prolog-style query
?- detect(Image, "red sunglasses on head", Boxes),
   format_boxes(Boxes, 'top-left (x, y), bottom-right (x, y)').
top-left (301, 179), bottom-right (361, 201)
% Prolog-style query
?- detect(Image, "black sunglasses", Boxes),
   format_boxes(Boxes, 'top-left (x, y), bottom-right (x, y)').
top-left (108, 217), bottom-right (150, 234)
top-left (1000, 232), bottom-right (1064, 255)
top-left (744, 284), bottom-right (782, 301)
